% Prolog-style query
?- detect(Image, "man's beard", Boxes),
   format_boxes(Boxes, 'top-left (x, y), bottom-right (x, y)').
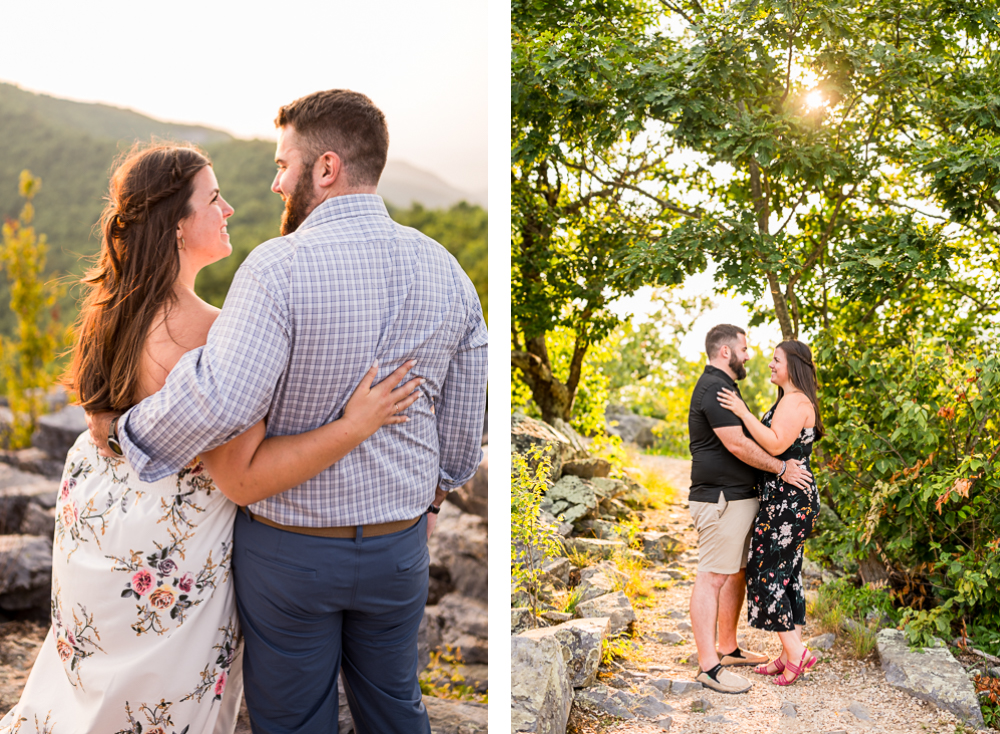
top-left (280, 164), bottom-right (319, 235)
top-left (729, 351), bottom-right (747, 381)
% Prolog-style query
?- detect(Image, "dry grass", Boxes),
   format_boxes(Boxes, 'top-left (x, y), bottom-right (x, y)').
top-left (624, 451), bottom-right (679, 508)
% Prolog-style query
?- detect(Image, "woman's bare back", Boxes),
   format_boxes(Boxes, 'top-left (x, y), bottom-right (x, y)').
top-left (135, 291), bottom-right (220, 403)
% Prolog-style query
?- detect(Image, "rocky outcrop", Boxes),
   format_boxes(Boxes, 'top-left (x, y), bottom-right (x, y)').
top-left (30, 405), bottom-right (86, 461)
top-left (518, 617), bottom-right (610, 688)
top-left (421, 593), bottom-right (488, 667)
top-left (446, 446), bottom-right (488, 520)
top-left (605, 405), bottom-right (665, 449)
top-left (511, 413), bottom-right (582, 481)
top-left (877, 628), bottom-right (984, 726)
top-left (576, 591), bottom-right (637, 636)
top-left (424, 695), bottom-right (488, 733)
top-left (511, 633), bottom-right (573, 734)
top-left (0, 535), bottom-right (53, 610)
top-left (428, 502), bottom-right (487, 604)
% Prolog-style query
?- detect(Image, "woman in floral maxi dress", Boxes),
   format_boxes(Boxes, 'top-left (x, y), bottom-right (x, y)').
top-left (0, 144), bottom-right (421, 734)
top-left (717, 339), bottom-right (824, 686)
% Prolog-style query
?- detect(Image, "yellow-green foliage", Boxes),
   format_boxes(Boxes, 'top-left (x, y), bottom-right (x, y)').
top-left (511, 447), bottom-right (562, 619)
top-left (0, 171), bottom-right (71, 448)
top-left (418, 646), bottom-right (487, 703)
top-left (610, 549), bottom-right (652, 602)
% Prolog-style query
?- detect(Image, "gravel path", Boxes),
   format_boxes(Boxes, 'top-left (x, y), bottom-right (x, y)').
top-left (570, 455), bottom-right (977, 734)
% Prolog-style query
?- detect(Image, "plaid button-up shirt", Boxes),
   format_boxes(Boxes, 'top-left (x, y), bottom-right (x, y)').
top-left (119, 195), bottom-right (488, 526)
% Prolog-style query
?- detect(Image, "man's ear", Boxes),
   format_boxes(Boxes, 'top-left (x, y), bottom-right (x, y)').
top-left (314, 151), bottom-right (342, 190)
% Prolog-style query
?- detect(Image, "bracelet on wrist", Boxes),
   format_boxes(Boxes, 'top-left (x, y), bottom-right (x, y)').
top-left (776, 461), bottom-right (787, 478)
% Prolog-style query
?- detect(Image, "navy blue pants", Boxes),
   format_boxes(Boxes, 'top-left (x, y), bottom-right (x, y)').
top-left (232, 509), bottom-right (431, 734)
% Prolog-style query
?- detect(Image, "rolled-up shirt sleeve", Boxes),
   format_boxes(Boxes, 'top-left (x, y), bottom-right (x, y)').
top-left (119, 262), bottom-right (291, 482)
top-left (436, 295), bottom-right (488, 492)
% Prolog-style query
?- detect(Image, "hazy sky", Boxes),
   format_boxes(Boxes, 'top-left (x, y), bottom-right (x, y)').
top-left (0, 0), bottom-right (487, 193)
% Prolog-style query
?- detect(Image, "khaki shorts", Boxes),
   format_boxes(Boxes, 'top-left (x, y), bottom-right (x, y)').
top-left (689, 495), bottom-right (759, 574)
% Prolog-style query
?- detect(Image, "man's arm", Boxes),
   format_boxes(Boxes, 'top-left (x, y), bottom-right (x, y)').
top-left (435, 297), bottom-right (488, 495)
top-left (713, 426), bottom-right (812, 489)
top-left (118, 262), bottom-right (291, 482)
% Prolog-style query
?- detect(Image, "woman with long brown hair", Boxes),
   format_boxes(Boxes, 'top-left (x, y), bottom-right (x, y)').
top-left (0, 144), bottom-right (421, 733)
top-left (717, 339), bottom-right (824, 687)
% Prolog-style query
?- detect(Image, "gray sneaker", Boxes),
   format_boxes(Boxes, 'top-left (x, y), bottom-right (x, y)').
top-left (695, 665), bottom-right (752, 694)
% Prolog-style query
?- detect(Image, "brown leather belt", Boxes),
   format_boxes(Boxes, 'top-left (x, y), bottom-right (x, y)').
top-left (247, 511), bottom-right (420, 538)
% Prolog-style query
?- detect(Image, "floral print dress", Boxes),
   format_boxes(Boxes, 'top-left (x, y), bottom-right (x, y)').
top-left (0, 432), bottom-right (242, 734)
top-left (746, 404), bottom-right (819, 633)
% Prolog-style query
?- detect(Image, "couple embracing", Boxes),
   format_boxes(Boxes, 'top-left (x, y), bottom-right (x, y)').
top-left (687, 324), bottom-right (824, 693)
top-left (1, 89), bottom-right (487, 733)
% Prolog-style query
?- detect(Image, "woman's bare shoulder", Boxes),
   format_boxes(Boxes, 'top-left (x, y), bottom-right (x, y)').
top-left (135, 296), bottom-right (221, 401)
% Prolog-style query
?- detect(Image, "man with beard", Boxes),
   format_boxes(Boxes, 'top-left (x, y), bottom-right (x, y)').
top-left (686, 324), bottom-right (811, 694)
top-left (89, 90), bottom-right (487, 732)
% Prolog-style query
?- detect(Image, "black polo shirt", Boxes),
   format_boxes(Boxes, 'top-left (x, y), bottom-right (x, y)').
top-left (688, 365), bottom-right (757, 503)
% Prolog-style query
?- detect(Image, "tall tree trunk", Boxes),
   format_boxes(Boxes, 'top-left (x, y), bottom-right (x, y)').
top-left (511, 334), bottom-right (573, 424)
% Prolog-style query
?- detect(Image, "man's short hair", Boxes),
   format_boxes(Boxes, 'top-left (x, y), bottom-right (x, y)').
top-left (705, 324), bottom-right (746, 359)
top-left (275, 89), bottom-right (389, 188)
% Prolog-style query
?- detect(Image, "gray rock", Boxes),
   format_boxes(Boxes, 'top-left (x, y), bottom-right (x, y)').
top-left (541, 557), bottom-right (571, 585)
top-left (422, 593), bottom-right (487, 665)
top-left (31, 406), bottom-right (86, 461)
top-left (511, 413), bottom-right (581, 482)
top-left (653, 716), bottom-right (673, 730)
top-left (0, 534), bottom-right (53, 610)
top-left (632, 695), bottom-right (674, 718)
top-left (605, 405), bottom-right (664, 448)
top-left (576, 591), bottom-right (636, 636)
top-left (877, 628), bottom-right (984, 726)
top-left (590, 477), bottom-right (630, 500)
top-left (806, 632), bottom-right (837, 650)
top-left (511, 634), bottom-right (573, 733)
top-left (990, 666), bottom-right (1000, 678)
top-left (0, 447), bottom-right (65, 479)
top-left (539, 611), bottom-right (573, 624)
top-left (576, 570), bottom-right (617, 602)
top-left (427, 502), bottom-right (487, 603)
top-left (19, 503), bottom-right (55, 537)
top-left (561, 537), bottom-right (626, 560)
top-left (445, 446), bottom-right (487, 519)
top-left (653, 631), bottom-right (684, 645)
top-left (636, 531), bottom-right (683, 562)
top-left (547, 475), bottom-right (599, 524)
top-left (550, 418), bottom-right (589, 456)
top-left (645, 679), bottom-right (673, 694)
top-left (676, 621), bottom-right (692, 633)
top-left (518, 617), bottom-right (609, 689)
top-left (690, 697), bottom-right (713, 712)
top-left (662, 609), bottom-right (687, 620)
top-left (668, 679), bottom-right (703, 694)
top-left (780, 701), bottom-right (798, 717)
top-left (511, 607), bottom-right (536, 634)
top-left (703, 714), bottom-right (737, 724)
top-left (573, 518), bottom-right (621, 540)
top-left (573, 686), bottom-right (635, 719)
top-left (424, 695), bottom-right (488, 733)
top-left (561, 457), bottom-right (611, 480)
top-left (844, 701), bottom-right (871, 721)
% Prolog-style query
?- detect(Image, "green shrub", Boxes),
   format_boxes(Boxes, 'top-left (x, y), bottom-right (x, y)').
top-left (511, 447), bottom-right (562, 623)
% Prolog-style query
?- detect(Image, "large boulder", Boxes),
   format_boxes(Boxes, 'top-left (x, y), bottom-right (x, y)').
top-left (0, 475), bottom-right (59, 534)
top-left (446, 446), bottom-right (488, 520)
top-left (544, 475), bottom-right (598, 525)
top-left (605, 405), bottom-right (664, 449)
top-left (511, 633), bottom-right (573, 734)
top-left (637, 531), bottom-right (684, 562)
top-left (31, 405), bottom-right (87, 461)
top-left (0, 447), bottom-right (66, 479)
top-left (424, 696), bottom-right (488, 733)
top-left (518, 617), bottom-right (610, 688)
top-left (511, 413), bottom-right (580, 481)
top-left (428, 502), bottom-right (488, 604)
top-left (576, 591), bottom-right (636, 636)
top-left (560, 457), bottom-right (611, 480)
top-left (877, 628), bottom-right (984, 727)
top-left (422, 593), bottom-right (488, 666)
top-left (561, 537), bottom-right (626, 560)
top-left (0, 534), bottom-right (53, 610)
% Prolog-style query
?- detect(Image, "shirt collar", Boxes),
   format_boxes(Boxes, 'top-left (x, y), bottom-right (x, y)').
top-left (704, 364), bottom-right (737, 388)
top-left (297, 194), bottom-right (390, 232)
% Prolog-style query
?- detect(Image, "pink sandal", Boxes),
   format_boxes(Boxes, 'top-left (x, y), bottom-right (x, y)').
top-left (752, 658), bottom-right (785, 676)
top-left (772, 648), bottom-right (817, 686)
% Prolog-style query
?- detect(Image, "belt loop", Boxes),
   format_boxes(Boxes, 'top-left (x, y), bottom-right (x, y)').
top-left (355, 525), bottom-right (363, 545)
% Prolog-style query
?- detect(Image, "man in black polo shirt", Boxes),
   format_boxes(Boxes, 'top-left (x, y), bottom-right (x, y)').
top-left (687, 324), bottom-right (812, 693)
